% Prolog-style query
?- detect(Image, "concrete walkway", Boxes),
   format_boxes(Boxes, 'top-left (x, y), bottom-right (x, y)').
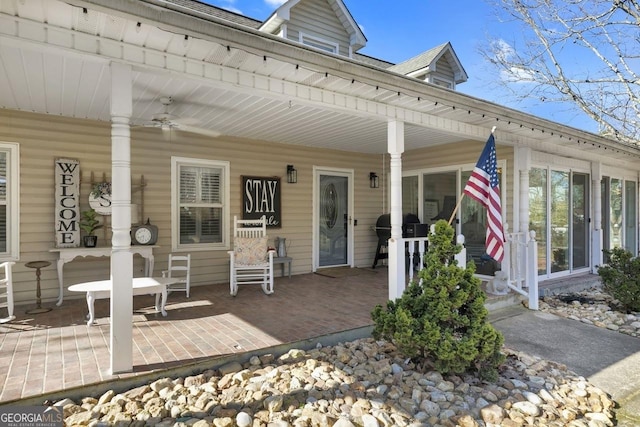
top-left (491, 306), bottom-right (640, 425)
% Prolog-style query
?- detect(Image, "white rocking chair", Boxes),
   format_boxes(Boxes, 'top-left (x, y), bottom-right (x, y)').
top-left (162, 254), bottom-right (191, 297)
top-left (0, 262), bottom-right (16, 323)
top-left (228, 216), bottom-right (275, 296)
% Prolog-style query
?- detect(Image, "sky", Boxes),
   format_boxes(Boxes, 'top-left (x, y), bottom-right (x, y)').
top-left (202, 0), bottom-right (599, 134)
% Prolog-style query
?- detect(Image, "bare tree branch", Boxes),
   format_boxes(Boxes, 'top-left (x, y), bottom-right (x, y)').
top-left (481, 0), bottom-right (640, 144)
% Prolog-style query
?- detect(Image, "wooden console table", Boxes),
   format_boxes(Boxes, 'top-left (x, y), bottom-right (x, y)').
top-left (50, 246), bottom-right (158, 306)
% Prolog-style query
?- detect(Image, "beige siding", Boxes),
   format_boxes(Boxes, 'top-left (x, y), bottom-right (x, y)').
top-left (432, 57), bottom-right (455, 85)
top-left (1, 109), bottom-right (383, 305)
top-left (286, 0), bottom-right (351, 57)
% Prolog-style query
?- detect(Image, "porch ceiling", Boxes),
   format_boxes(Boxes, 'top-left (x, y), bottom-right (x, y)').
top-left (1, 0), bottom-right (638, 160)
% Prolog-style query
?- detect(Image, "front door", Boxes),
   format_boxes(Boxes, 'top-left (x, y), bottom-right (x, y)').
top-left (314, 168), bottom-right (353, 269)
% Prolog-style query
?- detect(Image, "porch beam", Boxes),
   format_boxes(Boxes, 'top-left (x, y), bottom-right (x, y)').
top-left (387, 120), bottom-right (405, 300)
top-left (110, 61), bottom-right (134, 374)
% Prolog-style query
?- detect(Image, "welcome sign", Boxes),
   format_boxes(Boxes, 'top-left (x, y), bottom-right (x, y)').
top-left (242, 176), bottom-right (281, 228)
top-left (54, 158), bottom-right (80, 247)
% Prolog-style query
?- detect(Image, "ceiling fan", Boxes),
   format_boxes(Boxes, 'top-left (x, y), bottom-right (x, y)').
top-left (142, 96), bottom-right (221, 138)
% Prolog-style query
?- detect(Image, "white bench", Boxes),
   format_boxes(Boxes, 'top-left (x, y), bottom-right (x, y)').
top-left (68, 277), bottom-right (178, 326)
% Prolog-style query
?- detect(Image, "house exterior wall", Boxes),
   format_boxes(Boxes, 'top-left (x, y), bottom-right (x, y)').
top-left (1, 109), bottom-right (383, 306)
top-left (287, 0), bottom-right (352, 56)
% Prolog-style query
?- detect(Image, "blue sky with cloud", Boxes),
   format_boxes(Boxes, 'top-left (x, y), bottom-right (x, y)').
top-left (203, 0), bottom-right (599, 134)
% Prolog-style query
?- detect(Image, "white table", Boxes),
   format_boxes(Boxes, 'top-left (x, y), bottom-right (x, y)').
top-left (50, 246), bottom-right (158, 306)
top-left (68, 277), bottom-right (176, 326)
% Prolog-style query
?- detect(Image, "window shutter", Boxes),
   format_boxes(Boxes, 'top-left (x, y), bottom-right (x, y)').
top-left (180, 167), bottom-right (197, 203)
top-left (200, 170), bottom-right (221, 203)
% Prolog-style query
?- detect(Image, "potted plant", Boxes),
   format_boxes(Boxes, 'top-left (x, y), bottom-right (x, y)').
top-left (79, 209), bottom-right (103, 247)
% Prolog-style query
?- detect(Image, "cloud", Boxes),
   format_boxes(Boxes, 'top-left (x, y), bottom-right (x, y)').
top-left (223, 6), bottom-right (243, 14)
top-left (492, 39), bottom-right (514, 63)
top-left (264, 0), bottom-right (287, 6)
top-left (491, 39), bottom-right (536, 83)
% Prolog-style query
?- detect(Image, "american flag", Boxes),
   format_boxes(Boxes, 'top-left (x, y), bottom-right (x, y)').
top-left (463, 134), bottom-right (505, 262)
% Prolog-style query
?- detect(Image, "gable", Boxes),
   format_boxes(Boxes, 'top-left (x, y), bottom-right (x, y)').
top-left (260, 0), bottom-right (366, 56)
top-left (389, 42), bottom-right (468, 87)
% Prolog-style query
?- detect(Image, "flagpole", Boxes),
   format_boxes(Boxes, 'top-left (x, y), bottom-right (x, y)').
top-left (447, 193), bottom-right (464, 225)
top-left (447, 127), bottom-right (496, 227)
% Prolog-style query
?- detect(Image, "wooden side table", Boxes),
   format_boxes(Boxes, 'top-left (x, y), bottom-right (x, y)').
top-left (273, 256), bottom-right (292, 278)
top-left (25, 261), bottom-right (52, 314)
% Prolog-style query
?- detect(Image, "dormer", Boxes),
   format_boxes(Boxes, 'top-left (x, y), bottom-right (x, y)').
top-left (259, 0), bottom-right (367, 58)
top-left (388, 42), bottom-right (468, 89)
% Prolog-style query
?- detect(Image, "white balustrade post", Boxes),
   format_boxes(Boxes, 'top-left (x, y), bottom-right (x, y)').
top-left (502, 223), bottom-right (511, 284)
top-left (527, 231), bottom-right (539, 310)
top-left (455, 234), bottom-right (466, 268)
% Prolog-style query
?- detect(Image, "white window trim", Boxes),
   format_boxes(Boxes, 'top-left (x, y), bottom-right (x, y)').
top-left (171, 156), bottom-right (230, 252)
top-left (299, 32), bottom-right (339, 54)
top-left (430, 76), bottom-right (454, 90)
top-left (0, 142), bottom-right (19, 261)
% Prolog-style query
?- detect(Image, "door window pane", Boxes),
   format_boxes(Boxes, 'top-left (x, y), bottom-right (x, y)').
top-left (572, 173), bottom-right (589, 269)
top-left (550, 171), bottom-right (569, 273)
top-left (423, 172), bottom-right (457, 224)
top-left (402, 176), bottom-right (419, 217)
top-left (610, 178), bottom-right (623, 249)
top-left (529, 168), bottom-right (547, 275)
top-left (625, 180), bottom-right (637, 254)
top-left (319, 175), bottom-right (348, 266)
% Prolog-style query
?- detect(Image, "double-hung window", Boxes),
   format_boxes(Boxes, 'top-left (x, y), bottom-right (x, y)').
top-left (171, 157), bottom-right (229, 251)
top-left (0, 142), bottom-right (19, 260)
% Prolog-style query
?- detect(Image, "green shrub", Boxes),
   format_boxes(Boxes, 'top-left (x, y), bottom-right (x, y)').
top-left (371, 220), bottom-right (505, 381)
top-left (597, 247), bottom-right (640, 312)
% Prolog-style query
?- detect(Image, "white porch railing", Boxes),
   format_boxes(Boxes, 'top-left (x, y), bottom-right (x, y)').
top-left (402, 227), bottom-right (539, 310)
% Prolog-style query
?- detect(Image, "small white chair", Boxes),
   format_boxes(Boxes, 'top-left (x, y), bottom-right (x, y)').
top-left (0, 261), bottom-right (16, 323)
top-left (228, 216), bottom-right (275, 296)
top-left (162, 254), bottom-right (191, 297)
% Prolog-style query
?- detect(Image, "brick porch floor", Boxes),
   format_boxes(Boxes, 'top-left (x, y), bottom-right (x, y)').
top-left (1, 266), bottom-right (587, 405)
top-left (0, 269), bottom-right (388, 404)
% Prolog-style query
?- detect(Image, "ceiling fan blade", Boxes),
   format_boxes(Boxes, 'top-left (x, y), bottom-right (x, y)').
top-left (176, 125), bottom-right (221, 138)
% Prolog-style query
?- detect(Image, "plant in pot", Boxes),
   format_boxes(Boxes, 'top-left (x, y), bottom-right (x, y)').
top-left (79, 209), bottom-right (103, 247)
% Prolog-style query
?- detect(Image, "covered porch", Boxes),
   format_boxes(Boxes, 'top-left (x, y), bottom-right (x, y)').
top-left (0, 266), bottom-right (543, 405)
top-left (0, 270), bottom-right (388, 404)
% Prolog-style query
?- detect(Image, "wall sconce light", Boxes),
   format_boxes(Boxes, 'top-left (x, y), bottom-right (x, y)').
top-left (287, 165), bottom-right (297, 184)
top-left (369, 172), bottom-right (379, 188)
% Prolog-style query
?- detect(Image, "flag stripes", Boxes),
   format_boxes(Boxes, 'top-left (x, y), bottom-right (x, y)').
top-left (463, 134), bottom-right (505, 262)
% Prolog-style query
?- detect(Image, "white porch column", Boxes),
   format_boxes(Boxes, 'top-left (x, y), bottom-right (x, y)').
top-left (109, 62), bottom-right (134, 374)
top-left (591, 162), bottom-right (603, 272)
top-left (387, 120), bottom-right (405, 300)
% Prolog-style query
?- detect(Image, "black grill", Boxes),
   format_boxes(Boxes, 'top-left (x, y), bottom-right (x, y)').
top-left (372, 213), bottom-right (428, 268)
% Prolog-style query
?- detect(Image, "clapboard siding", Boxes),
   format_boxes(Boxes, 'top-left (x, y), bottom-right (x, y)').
top-left (1, 110), bottom-right (383, 305)
top-left (431, 57), bottom-right (455, 84)
top-left (286, 0), bottom-right (351, 57)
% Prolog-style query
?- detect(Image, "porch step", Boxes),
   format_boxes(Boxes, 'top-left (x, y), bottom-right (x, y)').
top-left (484, 292), bottom-right (525, 312)
top-left (539, 273), bottom-right (602, 297)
